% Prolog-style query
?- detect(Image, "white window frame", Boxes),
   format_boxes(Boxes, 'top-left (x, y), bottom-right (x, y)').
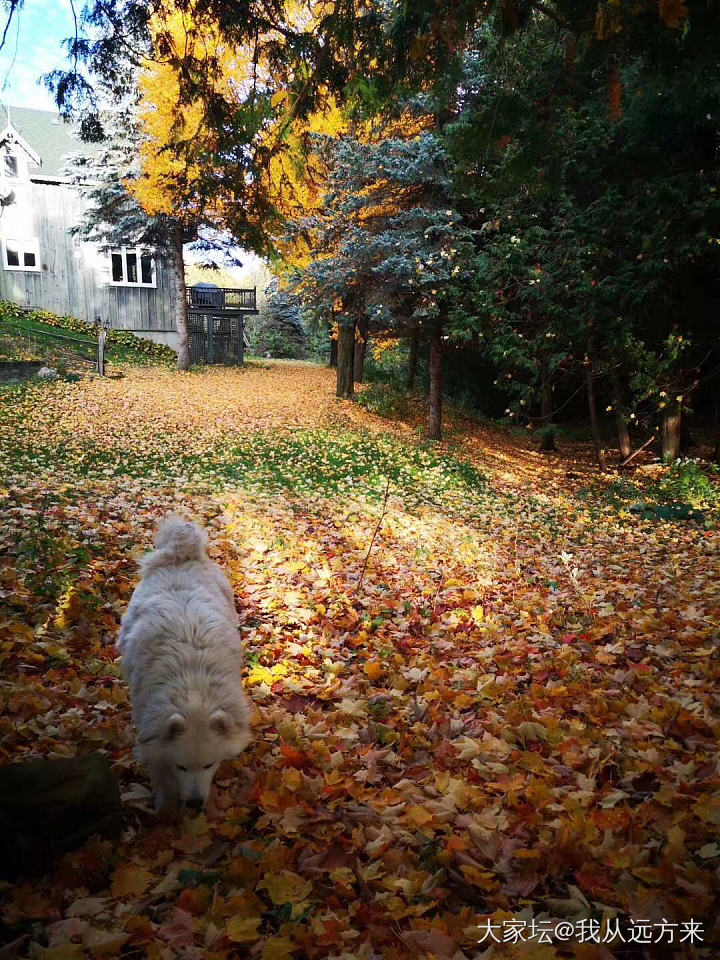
top-left (3, 238), bottom-right (40, 272)
top-left (108, 246), bottom-right (157, 288)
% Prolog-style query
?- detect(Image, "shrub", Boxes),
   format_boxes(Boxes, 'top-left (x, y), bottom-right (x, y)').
top-left (356, 382), bottom-right (409, 419)
top-left (653, 459), bottom-right (720, 512)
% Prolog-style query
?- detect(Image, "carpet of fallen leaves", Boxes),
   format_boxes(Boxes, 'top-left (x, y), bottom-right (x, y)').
top-left (1, 362), bottom-right (719, 960)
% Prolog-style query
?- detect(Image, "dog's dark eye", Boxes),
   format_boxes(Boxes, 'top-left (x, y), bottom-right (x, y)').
top-left (176, 764), bottom-right (187, 771)
top-left (203, 763), bottom-right (213, 770)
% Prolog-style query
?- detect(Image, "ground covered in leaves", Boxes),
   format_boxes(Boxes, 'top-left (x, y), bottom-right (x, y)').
top-left (0, 362), bottom-right (718, 960)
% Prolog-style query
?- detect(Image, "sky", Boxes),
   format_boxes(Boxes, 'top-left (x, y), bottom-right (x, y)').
top-left (0, 0), bottom-right (78, 112)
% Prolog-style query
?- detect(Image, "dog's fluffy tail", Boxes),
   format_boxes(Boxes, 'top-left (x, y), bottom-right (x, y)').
top-left (141, 514), bottom-right (208, 573)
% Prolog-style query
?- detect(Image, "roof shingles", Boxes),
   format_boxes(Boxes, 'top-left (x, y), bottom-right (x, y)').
top-left (0, 105), bottom-right (86, 179)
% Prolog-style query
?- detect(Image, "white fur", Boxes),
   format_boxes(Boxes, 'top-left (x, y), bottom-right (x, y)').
top-left (118, 514), bottom-right (251, 810)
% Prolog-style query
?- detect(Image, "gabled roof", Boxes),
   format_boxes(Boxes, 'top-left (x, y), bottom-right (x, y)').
top-left (0, 105), bottom-right (87, 179)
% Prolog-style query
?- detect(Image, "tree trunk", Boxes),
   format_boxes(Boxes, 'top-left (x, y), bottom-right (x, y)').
top-left (354, 317), bottom-right (368, 383)
top-left (170, 227), bottom-right (190, 371)
top-left (610, 367), bottom-right (631, 459)
top-left (585, 361), bottom-right (607, 471)
top-left (661, 404), bottom-right (682, 461)
top-left (336, 322), bottom-right (355, 399)
top-left (329, 336), bottom-right (338, 368)
top-left (428, 321), bottom-right (443, 441)
top-left (407, 325), bottom-right (419, 390)
top-left (539, 355), bottom-right (557, 452)
top-left (713, 430), bottom-right (720, 465)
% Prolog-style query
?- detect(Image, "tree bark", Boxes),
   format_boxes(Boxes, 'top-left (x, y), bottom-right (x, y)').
top-left (354, 317), bottom-right (368, 383)
top-left (336, 322), bottom-right (355, 399)
top-left (407, 325), bottom-right (419, 390)
top-left (428, 321), bottom-right (443, 441)
top-left (585, 360), bottom-right (607, 471)
top-left (661, 404), bottom-right (682, 461)
top-left (713, 430), bottom-right (720, 465)
top-left (170, 226), bottom-right (190, 371)
top-left (539, 355), bottom-right (557, 452)
top-left (610, 366), bottom-right (631, 459)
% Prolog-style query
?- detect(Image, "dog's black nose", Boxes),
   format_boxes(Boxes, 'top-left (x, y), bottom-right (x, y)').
top-left (185, 795), bottom-right (204, 812)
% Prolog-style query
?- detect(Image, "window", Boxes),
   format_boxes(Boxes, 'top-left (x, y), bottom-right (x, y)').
top-left (3, 152), bottom-right (18, 179)
top-left (3, 238), bottom-right (40, 271)
top-left (109, 246), bottom-right (156, 287)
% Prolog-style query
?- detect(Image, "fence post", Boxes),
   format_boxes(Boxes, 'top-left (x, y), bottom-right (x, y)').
top-left (96, 316), bottom-right (110, 376)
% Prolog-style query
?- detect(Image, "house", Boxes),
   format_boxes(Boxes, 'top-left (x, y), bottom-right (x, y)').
top-left (0, 105), bottom-right (188, 348)
top-left (0, 105), bottom-right (258, 360)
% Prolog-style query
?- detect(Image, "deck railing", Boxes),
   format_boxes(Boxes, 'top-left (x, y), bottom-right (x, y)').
top-left (187, 287), bottom-right (257, 311)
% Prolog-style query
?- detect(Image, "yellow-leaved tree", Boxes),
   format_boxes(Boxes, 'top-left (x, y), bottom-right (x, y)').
top-left (128, 0), bottom-right (346, 367)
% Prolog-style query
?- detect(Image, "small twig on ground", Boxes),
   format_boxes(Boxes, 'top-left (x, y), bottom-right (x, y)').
top-left (619, 435), bottom-right (655, 468)
top-left (357, 478), bottom-right (391, 590)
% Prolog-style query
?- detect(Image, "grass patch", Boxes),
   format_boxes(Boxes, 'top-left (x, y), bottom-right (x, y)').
top-left (2, 417), bottom-right (495, 519)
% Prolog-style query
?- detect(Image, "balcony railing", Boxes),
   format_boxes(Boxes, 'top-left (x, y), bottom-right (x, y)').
top-left (187, 287), bottom-right (257, 311)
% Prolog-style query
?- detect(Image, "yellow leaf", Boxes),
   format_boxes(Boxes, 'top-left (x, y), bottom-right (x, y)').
top-left (262, 938), bottom-right (296, 960)
top-left (258, 870), bottom-right (313, 905)
top-left (406, 805), bottom-right (434, 828)
top-left (111, 864), bottom-right (152, 898)
top-left (471, 604), bottom-right (484, 623)
top-left (226, 915), bottom-right (262, 943)
top-left (271, 90), bottom-right (289, 108)
top-left (329, 867), bottom-right (356, 888)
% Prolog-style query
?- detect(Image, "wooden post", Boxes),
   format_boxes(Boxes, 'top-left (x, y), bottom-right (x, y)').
top-left (238, 316), bottom-right (245, 365)
top-left (96, 316), bottom-right (109, 376)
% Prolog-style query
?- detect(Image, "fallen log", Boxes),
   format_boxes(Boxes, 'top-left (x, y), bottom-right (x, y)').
top-left (0, 754), bottom-right (121, 880)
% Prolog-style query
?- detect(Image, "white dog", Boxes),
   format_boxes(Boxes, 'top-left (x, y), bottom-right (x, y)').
top-left (118, 515), bottom-right (251, 811)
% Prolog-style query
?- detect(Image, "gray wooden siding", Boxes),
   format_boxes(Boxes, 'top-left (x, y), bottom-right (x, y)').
top-left (0, 179), bottom-right (178, 331)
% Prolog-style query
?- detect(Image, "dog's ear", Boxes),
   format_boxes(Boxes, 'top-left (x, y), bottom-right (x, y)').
top-left (163, 713), bottom-right (187, 742)
top-left (209, 709), bottom-right (234, 737)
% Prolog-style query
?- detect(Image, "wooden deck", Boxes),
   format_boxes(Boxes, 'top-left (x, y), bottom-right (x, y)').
top-left (187, 287), bottom-right (258, 313)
